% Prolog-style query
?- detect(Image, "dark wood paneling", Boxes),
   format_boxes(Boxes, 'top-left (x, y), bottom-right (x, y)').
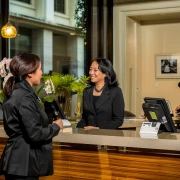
top-left (0, 139), bottom-right (180, 180)
top-left (85, 0), bottom-right (92, 76)
top-left (85, 0), bottom-right (114, 74)
top-left (1, 0), bottom-right (9, 59)
top-left (107, 0), bottom-right (113, 63)
top-left (98, 0), bottom-right (104, 58)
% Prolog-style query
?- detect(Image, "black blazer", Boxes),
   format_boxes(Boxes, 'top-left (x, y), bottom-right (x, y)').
top-left (77, 86), bottom-right (125, 129)
top-left (1, 80), bottom-right (60, 177)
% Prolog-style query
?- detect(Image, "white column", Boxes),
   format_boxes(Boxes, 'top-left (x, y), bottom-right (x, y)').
top-left (43, 30), bottom-right (53, 73)
top-left (32, 29), bottom-right (53, 74)
top-left (67, 36), bottom-right (84, 77)
top-left (67, 35), bottom-right (84, 118)
top-left (35, 0), bottom-right (54, 22)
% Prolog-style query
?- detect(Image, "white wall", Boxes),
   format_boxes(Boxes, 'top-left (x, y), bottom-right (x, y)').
top-left (54, 0), bottom-right (76, 26)
top-left (114, 0), bottom-right (180, 116)
top-left (125, 17), bottom-right (142, 116)
top-left (10, 0), bottom-right (75, 26)
top-left (141, 23), bottom-right (180, 114)
top-left (10, 0), bottom-right (36, 17)
top-left (126, 18), bottom-right (136, 112)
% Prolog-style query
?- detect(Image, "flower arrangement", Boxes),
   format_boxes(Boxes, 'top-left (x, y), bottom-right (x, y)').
top-left (42, 72), bottom-right (90, 97)
top-left (44, 79), bottom-right (55, 94)
top-left (40, 72), bottom-right (90, 118)
top-left (0, 57), bottom-right (12, 103)
top-left (0, 57), bottom-right (90, 119)
top-left (0, 57), bottom-right (12, 87)
top-left (0, 57), bottom-right (12, 77)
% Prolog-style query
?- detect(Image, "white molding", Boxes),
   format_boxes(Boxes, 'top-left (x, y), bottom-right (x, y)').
top-left (65, 0), bottom-right (69, 16)
top-left (31, 0), bottom-right (35, 6)
top-left (54, 12), bottom-right (70, 20)
top-left (117, 1), bottom-right (180, 12)
top-left (10, 0), bottom-right (35, 10)
top-left (123, 7), bottom-right (180, 16)
top-left (54, 0), bottom-right (70, 19)
top-left (113, 6), bottom-right (127, 95)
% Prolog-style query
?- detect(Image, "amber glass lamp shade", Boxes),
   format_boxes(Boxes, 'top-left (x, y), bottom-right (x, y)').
top-left (1, 22), bottom-right (17, 38)
top-left (78, 25), bottom-right (83, 29)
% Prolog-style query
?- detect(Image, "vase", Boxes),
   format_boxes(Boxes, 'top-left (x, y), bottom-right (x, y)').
top-left (58, 90), bottom-right (72, 118)
top-left (75, 93), bottom-right (82, 120)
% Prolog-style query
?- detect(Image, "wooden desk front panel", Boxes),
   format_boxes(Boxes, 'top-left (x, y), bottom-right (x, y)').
top-left (0, 140), bottom-right (180, 180)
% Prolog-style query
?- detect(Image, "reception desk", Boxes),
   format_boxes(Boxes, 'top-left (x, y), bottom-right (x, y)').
top-left (0, 119), bottom-right (180, 180)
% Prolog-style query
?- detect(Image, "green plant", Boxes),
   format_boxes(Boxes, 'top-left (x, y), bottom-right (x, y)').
top-left (43, 72), bottom-right (76, 94)
top-left (42, 73), bottom-right (90, 96)
top-left (71, 75), bottom-right (90, 95)
top-left (74, 0), bottom-right (87, 35)
top-left (41, 73), bottom-right (89, 118)
top-left (71, 75), bottom-right (90, 119)
top-left (0, 89), bottom-right (5, 104)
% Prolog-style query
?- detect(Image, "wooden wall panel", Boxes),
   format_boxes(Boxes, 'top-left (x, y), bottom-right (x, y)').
top-left (0, 140), bottom-right (180, 179)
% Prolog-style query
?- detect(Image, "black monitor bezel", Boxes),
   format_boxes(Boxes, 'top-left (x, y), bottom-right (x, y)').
top-left (144, 97), bottom-right (177, 132)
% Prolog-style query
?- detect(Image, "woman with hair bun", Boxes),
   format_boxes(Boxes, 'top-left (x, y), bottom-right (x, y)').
top-left (77, 58), bottom-right (125, 130)
top-left (1, 52), bottom-right (63, 180)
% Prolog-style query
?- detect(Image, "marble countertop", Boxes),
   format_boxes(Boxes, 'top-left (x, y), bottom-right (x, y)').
top-left (0, 118), bottom-right (180, 151)
top-left (53, 126), bottom-right (180, 151)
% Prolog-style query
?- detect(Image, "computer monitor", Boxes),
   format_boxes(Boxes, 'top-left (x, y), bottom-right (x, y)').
top-left (142, 97), bottom-right (177, 132)
top-left (44, 100), bottom-right (66, 123)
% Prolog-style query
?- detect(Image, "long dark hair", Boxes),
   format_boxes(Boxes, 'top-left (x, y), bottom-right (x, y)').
top-left (3, 52), bottom-right (41, 98)
top-left (89, 58), bottom-right (119, 87)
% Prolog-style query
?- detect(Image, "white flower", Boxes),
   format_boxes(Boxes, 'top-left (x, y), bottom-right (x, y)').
top-left (3, 73), bottom-right (13, 88)
top-left (0, 57), bottom-right (12, 78)
top-left (44, 78), bottom-right (55, 94)
top-left (0, 58), bottom-right (12, 89)
top-left (4, 58), bottom-right (11, 69)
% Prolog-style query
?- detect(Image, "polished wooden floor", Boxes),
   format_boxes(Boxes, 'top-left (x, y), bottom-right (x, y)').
top-left (0, 140), bottom-right (180, 179)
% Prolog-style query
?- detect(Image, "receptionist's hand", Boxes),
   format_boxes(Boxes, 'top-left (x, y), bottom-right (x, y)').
top-left (84, 126), bottom-right (99, 130)
top-left (175, 106), bottom-right (180, 115)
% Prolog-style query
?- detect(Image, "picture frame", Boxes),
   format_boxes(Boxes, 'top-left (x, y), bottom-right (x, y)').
top-left (155, 53), bottom-right (180, 78)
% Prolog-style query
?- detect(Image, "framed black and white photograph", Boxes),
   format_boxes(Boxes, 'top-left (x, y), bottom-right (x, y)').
top-left (155, 54), bottom-right (180, 78)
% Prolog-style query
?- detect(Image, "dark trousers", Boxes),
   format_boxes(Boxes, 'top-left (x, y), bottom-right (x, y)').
top-left (5, 174), bottom-right (39, 180)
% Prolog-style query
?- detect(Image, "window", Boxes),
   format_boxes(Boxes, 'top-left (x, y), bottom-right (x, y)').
top-left (10, 27), bottom-right (32, 57)
top-left (54, 0), bottom-right (65, 14)
top-left (15, 0), bottom-right (31, 4)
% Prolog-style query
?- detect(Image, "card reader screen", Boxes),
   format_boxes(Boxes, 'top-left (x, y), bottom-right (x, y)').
top-left (149, 111), bottom-right (158, 120)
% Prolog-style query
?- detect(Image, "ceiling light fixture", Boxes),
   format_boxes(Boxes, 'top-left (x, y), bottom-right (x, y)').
top-left (1, 20), bottom-right (17, 38)
top-left (70, 32), bottom-right (76, 35)
top-left (1, 0), bottom-right (17, 39)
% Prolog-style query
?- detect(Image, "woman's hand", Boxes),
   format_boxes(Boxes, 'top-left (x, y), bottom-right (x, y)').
top-left (53, 119), bottom-right (63, 129)
top-left (84, 126), bottom-right (99, 130)
top-left (175, 105), bottom-right (180, 111)
top-left (175, 106), bottom-right (180, 116)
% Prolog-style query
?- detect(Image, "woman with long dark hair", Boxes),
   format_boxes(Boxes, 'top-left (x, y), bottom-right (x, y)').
top-left (77, 58), bottom-right (125, 130)
top-left (1, 52), bottom-right (63, 180)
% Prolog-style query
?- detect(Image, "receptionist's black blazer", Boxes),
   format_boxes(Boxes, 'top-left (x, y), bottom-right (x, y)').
top-left (77, 86), bottom-right (125, 129)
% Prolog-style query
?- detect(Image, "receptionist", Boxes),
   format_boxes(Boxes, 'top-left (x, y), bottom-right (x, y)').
top-left (76, 58), bottom-right (125, 130)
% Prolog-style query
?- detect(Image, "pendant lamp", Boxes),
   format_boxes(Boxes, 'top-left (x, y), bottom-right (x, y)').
top-left (1, 20), bottom-right (17, 38)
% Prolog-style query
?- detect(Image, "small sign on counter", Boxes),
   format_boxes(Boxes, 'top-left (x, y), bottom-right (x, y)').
top-left (140, 122), bottom-right (161, 135)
